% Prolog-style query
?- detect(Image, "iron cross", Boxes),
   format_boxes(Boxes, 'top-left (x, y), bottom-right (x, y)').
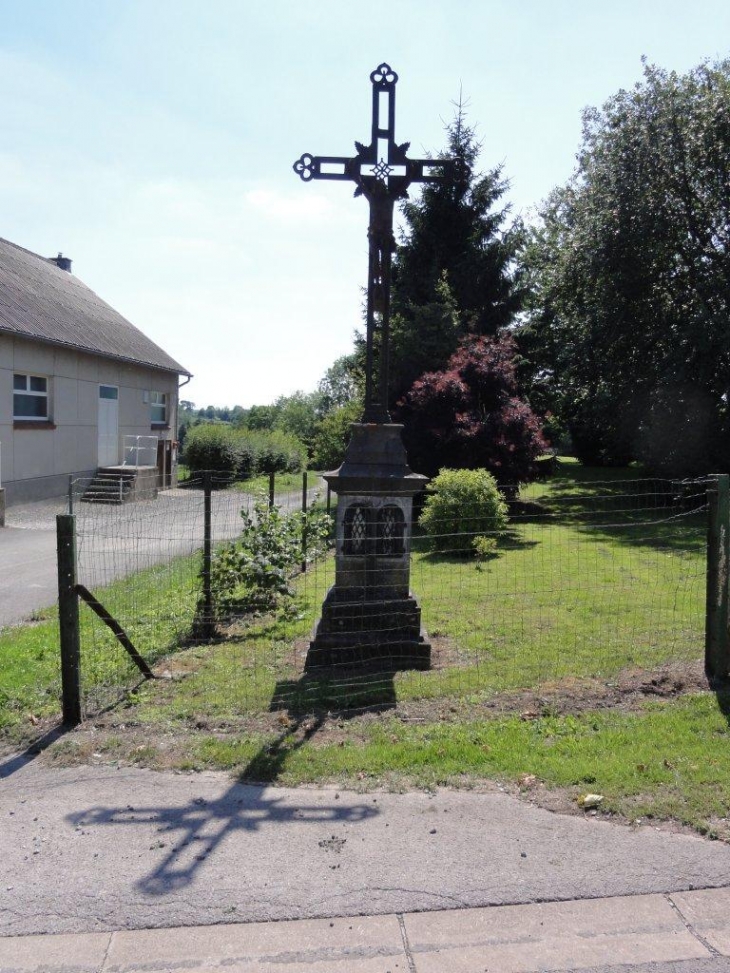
top-left (294, 63), bottom-right (459, 423)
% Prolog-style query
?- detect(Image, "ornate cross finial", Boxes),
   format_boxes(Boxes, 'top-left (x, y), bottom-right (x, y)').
top-left (294, 64), bottom-right (460, 423)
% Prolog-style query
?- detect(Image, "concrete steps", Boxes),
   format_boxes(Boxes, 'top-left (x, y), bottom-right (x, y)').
top-left (81, 466), bottom-right (158, 505)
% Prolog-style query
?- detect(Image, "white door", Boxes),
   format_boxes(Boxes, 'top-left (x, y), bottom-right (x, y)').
top-left (98, 385), bottom-right (119, 466)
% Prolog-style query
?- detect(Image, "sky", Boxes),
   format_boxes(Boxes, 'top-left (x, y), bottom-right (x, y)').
top-left (1, 0), bottom-right (728, 409)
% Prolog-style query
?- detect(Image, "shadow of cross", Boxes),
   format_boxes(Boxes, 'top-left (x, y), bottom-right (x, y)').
top-left (65, 719), bottom-right (379, 897)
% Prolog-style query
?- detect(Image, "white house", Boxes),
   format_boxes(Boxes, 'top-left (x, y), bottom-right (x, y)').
top-left (0, 237), bottom-right (190, 506)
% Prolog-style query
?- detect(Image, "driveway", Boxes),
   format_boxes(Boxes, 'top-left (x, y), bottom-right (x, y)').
top-left (0, 483), bottom-right (323, 630)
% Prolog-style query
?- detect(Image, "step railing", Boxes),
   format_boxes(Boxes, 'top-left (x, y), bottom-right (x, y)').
top-left (122, 435), bottom-right (158, 468)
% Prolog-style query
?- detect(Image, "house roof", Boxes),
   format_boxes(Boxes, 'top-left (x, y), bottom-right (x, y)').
top-left (0, 237), bottom-right (190, 376)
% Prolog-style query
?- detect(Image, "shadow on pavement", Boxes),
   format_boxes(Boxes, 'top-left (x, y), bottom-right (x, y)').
top-left (65, 669), bottom-right (395, 898)
top-left (0, 724), bottom-right (71, 779)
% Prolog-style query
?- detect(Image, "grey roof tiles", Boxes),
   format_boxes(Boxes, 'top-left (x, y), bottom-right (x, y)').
top-left (0, 237), bottom-right (190, 375)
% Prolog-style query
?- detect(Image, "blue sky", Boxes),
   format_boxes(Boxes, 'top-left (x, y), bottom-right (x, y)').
top-left (1, 0), bottom-right (728, 408)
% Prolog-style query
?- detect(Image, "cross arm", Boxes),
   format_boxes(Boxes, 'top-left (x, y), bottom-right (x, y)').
top-left (293, 153), bottom-right (355, 183)
top-left (405, 157), bottom-right (466, 185)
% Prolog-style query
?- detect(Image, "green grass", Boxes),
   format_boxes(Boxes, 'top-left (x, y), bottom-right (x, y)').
top-left (0, 551), bottom-right (203, 741)
top-left (178, 691), bottom-right (730, 836)
top-left (229, 470), bottom-right (312, 495)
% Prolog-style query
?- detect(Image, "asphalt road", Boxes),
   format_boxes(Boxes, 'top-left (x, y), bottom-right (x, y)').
top-left (1, 761), bottom-right (729, 938)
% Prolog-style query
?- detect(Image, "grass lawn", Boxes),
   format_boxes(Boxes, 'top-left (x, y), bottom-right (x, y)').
top-left (4, 459), bottom-right (727, 838)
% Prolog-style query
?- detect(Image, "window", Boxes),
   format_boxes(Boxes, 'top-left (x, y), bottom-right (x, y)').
top-left (13, 373), bottom-right (49, 419)
top-left (343, 504), bottom-right (371, 556)
top-left (376, 506), bottom-right (405, 557)
top-left (150, 391), bottom-right (167, 424)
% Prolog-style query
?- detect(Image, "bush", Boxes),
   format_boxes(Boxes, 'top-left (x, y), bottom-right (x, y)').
top-left (418, 468), bottom-right (508, 554)
top-left (184, 424), bottom-right (306, 480)
top-left (210, 497), bottom-right (332, 617)
top-left (310, 399), bottom-right (362, 471)
top-left (184, 424), bottom-right (239, 479)
top-left (250, 429), bottom-right (306, 474)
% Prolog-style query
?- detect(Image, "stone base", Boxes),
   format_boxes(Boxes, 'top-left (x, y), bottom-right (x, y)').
top-left (306, 587), bottom-right (431, 672)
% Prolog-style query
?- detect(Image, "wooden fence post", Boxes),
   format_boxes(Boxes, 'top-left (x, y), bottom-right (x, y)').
top-left (56, 514), bottom-right (81, 725)
top-left (706, 473), bottom-right (730, 679)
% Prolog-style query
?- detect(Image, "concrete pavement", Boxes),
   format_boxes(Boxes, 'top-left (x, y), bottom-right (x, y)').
top-left (1, 760), bottom-right (730, 971)
top-left (4, 891), bottom-right (730, 972)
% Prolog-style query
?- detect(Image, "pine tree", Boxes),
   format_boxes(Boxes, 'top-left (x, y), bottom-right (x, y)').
top-left (389, 101), bottom-right (525, 407)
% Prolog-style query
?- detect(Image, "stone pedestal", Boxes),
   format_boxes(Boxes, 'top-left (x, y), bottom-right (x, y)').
top-left (307, 423), bottom-right (431, 671)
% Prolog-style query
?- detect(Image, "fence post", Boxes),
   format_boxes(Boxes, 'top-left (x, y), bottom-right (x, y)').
top-left (706, 473), bottom-right (730, 679)
top-left (301, 470), bottom-right (308, 573)
top-left (68, 475), bottom-right (74, 515)
top-left (326, 483), bottom-right (332, 515)
top-left (269, 471), bottom-right (275, 510)
top-left (56, 514), bottom-right (81, 726)
top-left (201, 471), bottom-right (214, 637)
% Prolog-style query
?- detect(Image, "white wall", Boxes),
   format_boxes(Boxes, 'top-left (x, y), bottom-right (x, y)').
top-left (0, 333), bottom-right (180, 499)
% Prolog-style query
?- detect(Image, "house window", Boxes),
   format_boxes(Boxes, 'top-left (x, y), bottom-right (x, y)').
top-left (150, 391), bottom-right (167, 424)
top-left (13, 373), bottom-right (49, 419)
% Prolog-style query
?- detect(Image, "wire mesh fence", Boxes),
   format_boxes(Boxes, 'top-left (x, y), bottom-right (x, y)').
top-left (62, 468), bottom-right (711, 723)
top-left (67, 470), bottom-right (322, 714)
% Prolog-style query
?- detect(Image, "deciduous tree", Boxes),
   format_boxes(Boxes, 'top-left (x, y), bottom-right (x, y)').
top-left (523, 58), bottom-right (730, 474)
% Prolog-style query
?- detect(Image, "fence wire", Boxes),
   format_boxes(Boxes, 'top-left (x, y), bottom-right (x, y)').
top-left (67, 471), bottom-right (709, 722)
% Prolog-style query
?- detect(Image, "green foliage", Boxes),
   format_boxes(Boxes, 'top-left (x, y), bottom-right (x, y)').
top-left (317, 354), bottom-right (363, 413)
top-left (273, 390), bottom-right (323, 449)
top-left (472, 535), bottom-right (498, 560)
top-left (245, 403), bottom-right (280, 431)
top-left (310, 398), bottom-right (362, 471)
top-left (418, 468), bottom-right (508, 554)
top-left (184, 424), bottom-right (305, 480)
top-left (247, 429), bottom-right (307, 475)
top-left (184, 424), bottom-right (241, 478)
top-left (389, 273), bottom-right (464, 406)
top-left (210, 498), bottom-right (332, 616)
top-left (523, 58), bottom-right (730, 474)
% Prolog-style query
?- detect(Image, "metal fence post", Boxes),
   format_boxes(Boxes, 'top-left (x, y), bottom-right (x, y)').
top-left (68, 475), bottom-right (74, 515)
top-left (269, 471), bottom-right (275, 509)
top-left (201, 471), bottom-right (214, 636)
top-left (56, 514), bottom-right (81, 725)
top-left (706, 473), bottom-right (730, 679)
top-left (301, 470), bottom-right (308, 573)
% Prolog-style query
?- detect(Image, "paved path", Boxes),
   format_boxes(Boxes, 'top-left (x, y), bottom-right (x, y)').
top-left (4, 893), bottom-right (730, 972)
top-left (1, 761), bottom-right (730, 970)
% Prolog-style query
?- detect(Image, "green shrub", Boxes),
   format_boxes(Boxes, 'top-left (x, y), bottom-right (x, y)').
top-left (185, 424), bottom-right (306, 480)
top-left (418, 468), bottom-right (508, 554)
top-left (184, 424), bottom-right (239, 479)
top-left (210, 497), bottom-right (332, 617)
top-left (251, 429), bottom-right (306, 474)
